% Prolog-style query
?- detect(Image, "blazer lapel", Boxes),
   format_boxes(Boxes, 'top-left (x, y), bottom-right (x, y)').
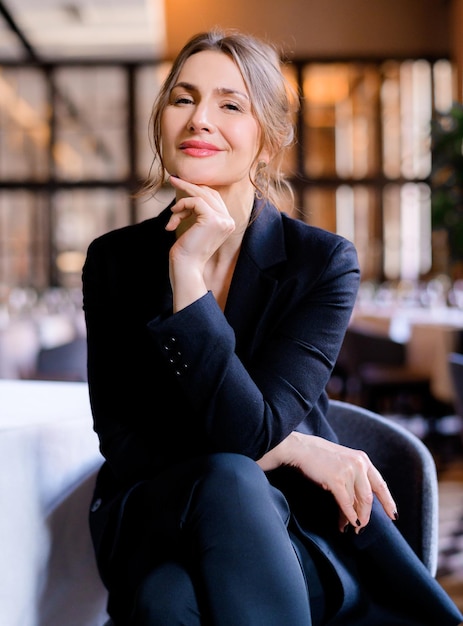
top-left (225, 201), bottom-right (287, 359)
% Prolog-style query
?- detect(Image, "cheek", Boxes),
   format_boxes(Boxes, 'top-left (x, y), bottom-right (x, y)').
top-left (233, 118), bottom-right (260, 149)
top-left (159, 115), bottom-right (171, 146)
top-left (235, 124), bottom-right (261, 161)
top-left (159, 118), bottom-right (176, 163)
top-left (160, 108), bottom-right (180, 141)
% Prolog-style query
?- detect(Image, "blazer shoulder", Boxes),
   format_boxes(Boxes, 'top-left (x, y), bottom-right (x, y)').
top-left (87, 206), bottom-right (172, 256)
top-left (281, 212), bottom-right (353, 249)
top-left (280, 212), bottom-right (359, 268)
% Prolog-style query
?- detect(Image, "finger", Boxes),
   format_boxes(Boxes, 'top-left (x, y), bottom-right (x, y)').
top-left (339, 489), bottom-right (372, 531)
top-left (337, 463), bottom-right (398, 534)
top-left (169, 175), bottom-right (215, 200)
top-left (170, 196), bottom-right (203, 212)
top-left (338, 511), bottom-right (350, 534)
top-left (329, 452), bottom-right (374, 532)
top-left (169, 174), bottom-right (192, 189)
top-left (165, 205), bottom-right (195, 231)
top-left (166, 193), bottom-right (209, 227)
top-left (368, 465), bottom-right (399, 522)
top-left (328, 474), bottom-right (366, 531)
top-left (165, 211), bottom-right (189, 231)
top-left (169, 176), bottom-right (225, 210)
top-left (332, 489), bottom-right (362, 531)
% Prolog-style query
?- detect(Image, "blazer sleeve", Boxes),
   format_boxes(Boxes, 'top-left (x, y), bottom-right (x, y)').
top-left (146, 234), bottom-right (360, 459)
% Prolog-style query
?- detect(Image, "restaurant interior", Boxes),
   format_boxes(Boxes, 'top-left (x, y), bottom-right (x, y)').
top-left (2, 0), bottom-right (463, 623)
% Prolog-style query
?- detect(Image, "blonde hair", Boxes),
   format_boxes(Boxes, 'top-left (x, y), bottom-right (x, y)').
top-left (140, 28), bottom-right (299, 210)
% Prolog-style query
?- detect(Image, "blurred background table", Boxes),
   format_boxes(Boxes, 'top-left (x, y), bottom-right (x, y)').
top-left (350, 304), bottom-right (463, 406)
top-left (0, 380), bottom-right (108, 626)
top-left (0, 287), bottom-right (86, 381)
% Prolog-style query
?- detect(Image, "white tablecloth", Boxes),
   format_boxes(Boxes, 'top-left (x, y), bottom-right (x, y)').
top-left (0, 380), bottom-right (109, 626)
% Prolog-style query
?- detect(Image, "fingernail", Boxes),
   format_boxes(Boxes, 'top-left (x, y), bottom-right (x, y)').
top-left (393, 510), bottom-right (399, 521)
top-left (343, 523), bottom-right (349, 533)
top-left (355, 518), bottom-right (361, 527)
top-left (357, 527), bottom-right (366, 535)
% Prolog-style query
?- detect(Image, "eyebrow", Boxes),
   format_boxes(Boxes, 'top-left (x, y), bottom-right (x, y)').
top-left (171, 82), bottom-right (250, 101)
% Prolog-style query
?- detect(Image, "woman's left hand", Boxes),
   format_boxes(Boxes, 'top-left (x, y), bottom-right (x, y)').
top-left (257, 432), bottom-right (398, 533)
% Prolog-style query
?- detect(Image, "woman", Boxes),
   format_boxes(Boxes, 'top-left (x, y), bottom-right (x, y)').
top-left (83, 29), bottom-right (462, 625)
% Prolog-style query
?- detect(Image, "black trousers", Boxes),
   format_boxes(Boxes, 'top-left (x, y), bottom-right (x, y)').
top-left (104, 453), bottom-right (435, 626)
top-left (106, 453), bottom-right (326, 626)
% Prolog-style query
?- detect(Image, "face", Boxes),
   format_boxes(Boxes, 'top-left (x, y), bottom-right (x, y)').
top-left (160, 50), bottom-right (262, 194)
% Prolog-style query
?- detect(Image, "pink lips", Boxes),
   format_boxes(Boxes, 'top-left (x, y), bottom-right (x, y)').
top-left (179, 140), bottom-right (221, 157)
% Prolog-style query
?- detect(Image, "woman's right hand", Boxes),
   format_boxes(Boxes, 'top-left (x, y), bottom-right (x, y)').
top-left (165, 176), bottom-right (236, 312)
top-left (166, 176), bottom-right (236, 267)
top-left (257, 431), bottom-right (398, 533)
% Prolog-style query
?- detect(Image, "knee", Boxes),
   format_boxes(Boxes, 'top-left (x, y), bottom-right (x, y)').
top-left (131, 563), bottom-right (200, 625)
top-left (204, 452), bottom-right (266, 489)
top-left (191, 453), bottom-right (272, 512)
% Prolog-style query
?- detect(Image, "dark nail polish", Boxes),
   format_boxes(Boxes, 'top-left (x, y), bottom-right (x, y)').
top-left (343, 523), bottom-right (349, 533)
top-left (358, 526), bottom-right (366, 535)
top-left (393, 510), bottom-right (399, 521)
top-left (356, 518), bottom-right (361, 527)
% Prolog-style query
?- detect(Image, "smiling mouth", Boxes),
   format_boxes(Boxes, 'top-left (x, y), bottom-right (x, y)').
top-left (181, 148), bottom-right (219, 157)
top-left (179, 141), bottom-right (221, 157)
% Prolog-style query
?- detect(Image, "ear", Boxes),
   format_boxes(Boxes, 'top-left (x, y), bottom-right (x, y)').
top-left (257, 147), bottom-right (271, 165)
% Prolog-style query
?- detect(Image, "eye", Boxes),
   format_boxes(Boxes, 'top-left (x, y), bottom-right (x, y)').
top-left (173, 95), bottom-right (194, 105)
top-left (222, 101), bottom-right (244, 113)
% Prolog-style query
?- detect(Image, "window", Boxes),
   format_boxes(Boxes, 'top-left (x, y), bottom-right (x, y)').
top-left (0, 57), bottom-right (454, 291)
top-left (296, 58), bottom-right (454, 282)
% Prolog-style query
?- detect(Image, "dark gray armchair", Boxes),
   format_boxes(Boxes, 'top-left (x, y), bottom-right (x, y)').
top-left (102, 399), bottom-right (439, 625)
top-left (326, 399), bottom-right (438, 575)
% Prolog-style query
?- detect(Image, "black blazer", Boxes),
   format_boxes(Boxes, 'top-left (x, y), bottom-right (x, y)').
top-left (83, 200), bottom-right (462, 625)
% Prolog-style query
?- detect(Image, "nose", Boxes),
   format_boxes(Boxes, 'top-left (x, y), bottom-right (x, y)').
top-left (187, 101), bottom-right (214, 132)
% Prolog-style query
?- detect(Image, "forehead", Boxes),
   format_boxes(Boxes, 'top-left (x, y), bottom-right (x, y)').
top-left (177, 50), bottom-right (248, 93)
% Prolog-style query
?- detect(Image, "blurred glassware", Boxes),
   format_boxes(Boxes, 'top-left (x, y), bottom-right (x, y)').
top-left (449, 279), bottom-right (463, 309)
top-left (419, 275), bottom-right (451, 309)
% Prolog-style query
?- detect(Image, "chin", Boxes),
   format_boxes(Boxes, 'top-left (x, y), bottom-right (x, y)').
top-left (179, 173), bottom-right (222, 187)
top-left (170, 162), bottom-right (224, 185)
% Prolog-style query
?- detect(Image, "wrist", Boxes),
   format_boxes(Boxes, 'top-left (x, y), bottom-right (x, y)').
top-left (169, 262), bottom-right (207, 313)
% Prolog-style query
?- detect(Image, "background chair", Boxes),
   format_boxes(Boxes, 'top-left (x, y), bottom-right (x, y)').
top-left (334, 325), bottom-right (432, 417)
top-left (448, 352), bottom-right (463, 420)
top-left (326, 398), bottom-right (439, 576)
top-left (32, 336), bottom-right (87, 382)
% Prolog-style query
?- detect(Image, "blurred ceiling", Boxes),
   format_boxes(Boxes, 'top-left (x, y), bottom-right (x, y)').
top-left (0, 1), bottom-right (454, 64)
top-left (0, 0), bottom-right (166, 61)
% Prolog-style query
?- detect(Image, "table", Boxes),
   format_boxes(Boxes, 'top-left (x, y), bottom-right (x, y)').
top-left (0, 380), bottom-right (109, 626)
top-left (351, 305), bottom-right (463, 405)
